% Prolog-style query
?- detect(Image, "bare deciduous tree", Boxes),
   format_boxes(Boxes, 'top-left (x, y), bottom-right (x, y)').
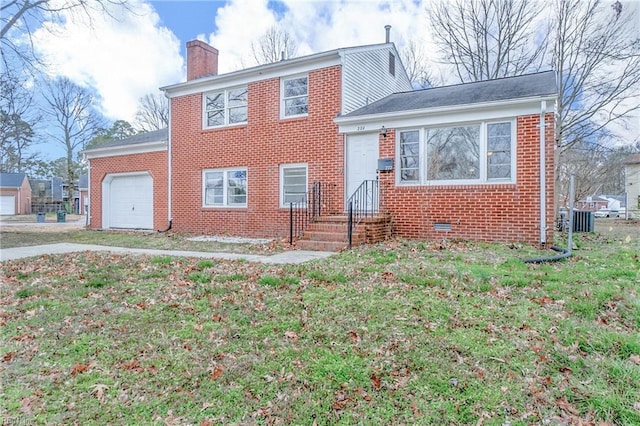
top-left (134, 93), bottom-right (169, 132)
top-left (0, 72), bottom-right (38, 172)
top-left (553, 0), bottom-right (640, 154)
top-left (429, 0), bottom-right (548, 82)
top-left (400, 39), bottom-right (438, 89)
top-left (1, 0), bottom-right (130, 72)
top-left (42, 77), bottom-right (104, 199)
top-left (551, 0), bottom-right (640, 211)
top-left (251, 26), bottom-right (297, 65)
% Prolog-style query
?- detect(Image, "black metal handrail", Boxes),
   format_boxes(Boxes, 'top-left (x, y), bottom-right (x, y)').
top-left (289, 182), bottom-right (336, 245)
top-left (347, 179), bottom-right (379, 248)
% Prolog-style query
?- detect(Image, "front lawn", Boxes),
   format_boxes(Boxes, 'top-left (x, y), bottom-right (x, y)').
top-left (1, 235), bottom-right (639, 424)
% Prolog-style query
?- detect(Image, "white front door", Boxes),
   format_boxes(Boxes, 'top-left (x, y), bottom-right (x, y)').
top-left (346, 133), bottom-right (379, 211)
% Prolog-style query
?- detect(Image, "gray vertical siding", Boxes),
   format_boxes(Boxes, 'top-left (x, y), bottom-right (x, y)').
top-left (342, 45), bottom-right (412, 115)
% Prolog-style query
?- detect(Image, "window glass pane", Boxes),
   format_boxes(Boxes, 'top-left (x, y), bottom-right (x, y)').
top-left (205, 92), bottom-right (224, 111)
top-left (228, 88), bottom-right (248, 107)
top-left (487, 122), bottom-right (511, 179)
top-left (205, 172), bottom-right (223, 205)
top-left (283, 166), bottom-right (307, 204)
top-left (426, 125), bottom-right (480, 180)
top-left (207, 110), bottom-right (224, 127)
top-left (284, 77), bottom-right (308, 97)
top-left (285, 98), bottom-right (308, 116)
top-left (229, 106), bottom-right (248, 124)
top-left (399, 130), bottom-right (420, 182)
top-left (227, 170), bottom-right (247, 205)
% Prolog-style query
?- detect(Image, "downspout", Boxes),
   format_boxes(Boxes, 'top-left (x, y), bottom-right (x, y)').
top-left (86, 154), bottom-right (91, 227)
top-left (159, 92), bottom-right (173, 233)
top-left (539, 100), bottom-right (547, 246)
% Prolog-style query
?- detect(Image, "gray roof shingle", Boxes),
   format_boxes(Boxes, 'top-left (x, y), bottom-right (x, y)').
top-left (342, 71), bottom-right (557, 118)
top-left (0, 172), bottom-right (28, 188)
top-left (85, 128), bottom-right (168, 151)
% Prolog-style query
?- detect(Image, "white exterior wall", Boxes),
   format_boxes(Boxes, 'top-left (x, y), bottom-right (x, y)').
top-left (341, 45), bottom-right (412, 115)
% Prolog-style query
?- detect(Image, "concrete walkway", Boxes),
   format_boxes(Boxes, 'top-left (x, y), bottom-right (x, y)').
top-left (0, 243), bottom-right (335, 264)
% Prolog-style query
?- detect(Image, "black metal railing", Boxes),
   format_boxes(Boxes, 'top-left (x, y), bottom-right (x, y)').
top-left (347, 179), bottom-right (379, 248)
top-left (289, 182), bottom-right (336, 245)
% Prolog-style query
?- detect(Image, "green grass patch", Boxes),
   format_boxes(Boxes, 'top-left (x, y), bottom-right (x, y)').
top-left (0, 234), bottom-right (638, 424)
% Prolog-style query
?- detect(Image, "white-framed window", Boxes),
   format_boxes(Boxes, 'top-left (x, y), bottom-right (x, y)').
top-left (203, 86), bottom-right (248, 128)
top-left (280, 163), bottom-right (307, 207)
top-left (397, 120), bottom-right (515, 185)
top-left (281, 75), bottom-right (308, 118)
top-left (203, 168), bottom-right (248, 207)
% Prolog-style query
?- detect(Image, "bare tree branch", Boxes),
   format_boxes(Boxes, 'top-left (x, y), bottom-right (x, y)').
top-left (1, 0), bottom-right (132, 73)
top-left (429, 0), bottom-right (548, 82)
top-left (41, 77), bottom-right (105, 197)
top-left (134, 92), bottom-right (168, 132)
top-left (251, 26), bottom-right (297, 65)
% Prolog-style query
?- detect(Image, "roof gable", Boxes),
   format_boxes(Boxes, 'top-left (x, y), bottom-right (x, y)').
top-left (0, 172), bottom-right (28, 188)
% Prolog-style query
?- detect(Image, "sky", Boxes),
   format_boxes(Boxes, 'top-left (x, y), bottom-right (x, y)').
top-left (31, 0), bottom-right (432, 126)
top-left (12, 0), bottom-right (640, 160)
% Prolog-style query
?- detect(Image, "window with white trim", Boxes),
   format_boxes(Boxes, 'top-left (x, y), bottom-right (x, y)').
top-left (203, 168), bottom-right (247, 207)
top-left (203, 87), bottom-right (248, 128)
top-left (398, 120), bottom-right (515, 185)
top-left (281, 75), bottom-right (308, 118)
top-left (280, 164), bottom-right (307, 207)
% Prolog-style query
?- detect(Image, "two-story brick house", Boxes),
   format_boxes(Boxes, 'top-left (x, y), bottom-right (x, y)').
top-left (85, 37), bottom-right (556, 248)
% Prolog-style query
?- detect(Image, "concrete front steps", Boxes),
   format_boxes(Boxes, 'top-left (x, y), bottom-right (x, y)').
top-left (295, 214), bottom-right (392, 252)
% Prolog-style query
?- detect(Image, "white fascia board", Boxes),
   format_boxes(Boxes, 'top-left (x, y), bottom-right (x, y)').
top-left (335, 96), bottom-right (556, 133)
top-left (162, 52), bottom-right (342, 99)
top-left (84, 141), bottom-right (167, 159)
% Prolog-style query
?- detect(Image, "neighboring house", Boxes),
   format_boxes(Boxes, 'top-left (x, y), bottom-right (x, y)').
top-left (576, 196), bottom-right (609, 211)
top-left (625, 153), bottom-right (640, 219)
top-left (30, 177), bottom-right (64, 212)
top-left (85, 36), bottom-right (557, 247)
top-left (0, 172), bottom-right (32, 215)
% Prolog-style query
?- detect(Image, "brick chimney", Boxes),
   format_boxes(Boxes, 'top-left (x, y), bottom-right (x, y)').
top-left (186, 40), bottom-right (219, 81)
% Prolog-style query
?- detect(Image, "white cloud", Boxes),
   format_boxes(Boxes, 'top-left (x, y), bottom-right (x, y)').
top-left (32, 0), bottom-right (183, 122)
top-left (204, 0), bottom-right (430, 73)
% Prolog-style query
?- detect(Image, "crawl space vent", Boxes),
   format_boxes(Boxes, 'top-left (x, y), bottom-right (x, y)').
top-left (434, 222), bottom-right (452, 232)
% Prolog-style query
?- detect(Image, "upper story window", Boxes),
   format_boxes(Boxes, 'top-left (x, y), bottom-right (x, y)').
top-left (398, 120), bottom-right (515, 185)
top-left (281, 75), bottom-right (308, 118)
top-left (203, 87), bottom-right (248, 128)
top-left (203, 168), bottom-right (247, 207)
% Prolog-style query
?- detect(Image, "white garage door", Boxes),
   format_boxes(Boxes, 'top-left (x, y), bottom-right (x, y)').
top-left (108, 174), bottom-right (153, 229)
top-left (0, 195), bottom-right (16, 215)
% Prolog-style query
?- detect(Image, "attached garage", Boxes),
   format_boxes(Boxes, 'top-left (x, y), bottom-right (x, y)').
top-left (102, 173), bottom-right (154, 229)
top-left (0, 195), bottom-right (16, 215)
top-left (83, 128), bottom-right (169, 232)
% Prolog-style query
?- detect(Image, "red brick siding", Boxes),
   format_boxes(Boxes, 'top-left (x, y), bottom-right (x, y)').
top-left (88, 150), bottom-right (168, 230)
top-left (170, 66), bottom-right (344, 237)
top-left (379, 113), bottom-right (555, 245)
